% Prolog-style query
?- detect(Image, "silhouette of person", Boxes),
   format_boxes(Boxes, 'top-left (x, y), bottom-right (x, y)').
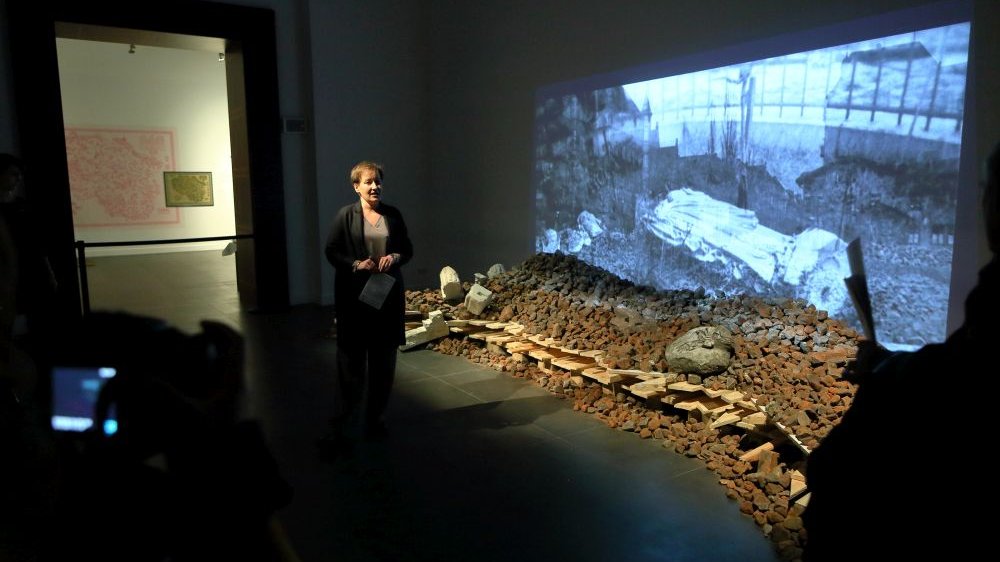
top-left (1, 153), bottom-right (57, 446)
top-left (802, 141), bottom-right (1000, 560)
top-left (2, 312), bottom-right (300, 561)
top-left (1, 154), bottom-right (26, 378)
top-left (1, 174), bottom-right (15, 378)
top-left (322, 161), bottom-right (413, 456)
top-left (0, 154), bottom-right (57, 320)
top-left (0, 154), bottom-right (58, 368)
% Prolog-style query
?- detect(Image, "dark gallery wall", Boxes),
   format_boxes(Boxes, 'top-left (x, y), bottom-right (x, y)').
top-left (0, 1), bottom-right (19, 154)
top-left (310, 0), bottom-right (432, 303)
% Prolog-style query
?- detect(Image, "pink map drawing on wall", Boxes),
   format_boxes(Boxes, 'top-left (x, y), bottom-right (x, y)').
top-left (65, 127), bottom-right (180, 227)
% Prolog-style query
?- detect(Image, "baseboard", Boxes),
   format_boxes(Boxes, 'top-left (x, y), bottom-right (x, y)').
top-left (83, 241), bottom-right (229, 257)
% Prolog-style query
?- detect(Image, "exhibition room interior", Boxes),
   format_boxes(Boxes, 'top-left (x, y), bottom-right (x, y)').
top-left (2, 0), bottom-right (998, 560)
top-left (19, 0), bottom-right (992, 344)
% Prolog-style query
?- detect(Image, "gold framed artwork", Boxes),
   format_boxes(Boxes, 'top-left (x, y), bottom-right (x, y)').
top-left (163, 171), bottom-right (214, 207)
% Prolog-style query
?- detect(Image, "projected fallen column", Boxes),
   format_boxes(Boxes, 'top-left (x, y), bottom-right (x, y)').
top-left (644, 187), bottom-right (849, 312)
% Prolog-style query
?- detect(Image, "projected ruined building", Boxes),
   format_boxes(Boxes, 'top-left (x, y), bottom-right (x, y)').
top-left (534, 23), bottom-right (969, 348)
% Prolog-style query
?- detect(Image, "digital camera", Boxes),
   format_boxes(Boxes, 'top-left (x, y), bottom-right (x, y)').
top-left (47, 311), bottom-right (243, 448)
top-left (50, 365), bottom-right (118, 435)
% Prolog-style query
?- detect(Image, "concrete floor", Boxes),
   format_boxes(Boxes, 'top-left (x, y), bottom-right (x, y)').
top-left (82, 250), bottom-right (780, 562)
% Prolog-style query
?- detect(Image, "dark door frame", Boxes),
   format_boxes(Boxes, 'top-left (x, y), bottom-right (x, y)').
top-left (5, 0), bottom-right (289, 317)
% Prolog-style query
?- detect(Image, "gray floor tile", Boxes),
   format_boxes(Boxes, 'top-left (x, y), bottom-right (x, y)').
top-left (392, 376), bottom-right (486, 414)
top-left (437, 368), bottom-right (552, 402)
top-left (77, 251), bottom-right (781, 562)
top-left (398, 348), bottom-right (485, 377)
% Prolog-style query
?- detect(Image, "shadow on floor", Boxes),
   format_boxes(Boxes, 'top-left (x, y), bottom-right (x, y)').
top-left (76, 251), bottom-right (780, 562)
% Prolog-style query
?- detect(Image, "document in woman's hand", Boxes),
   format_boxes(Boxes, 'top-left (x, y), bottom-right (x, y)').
top-left (359, 272), bottom-right (396, 310)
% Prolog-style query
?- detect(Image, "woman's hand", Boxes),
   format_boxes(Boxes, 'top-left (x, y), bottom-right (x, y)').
top-left (376, 254), bottom-right (395, 272)
top-left (354, 258), bottom-right (375, 272)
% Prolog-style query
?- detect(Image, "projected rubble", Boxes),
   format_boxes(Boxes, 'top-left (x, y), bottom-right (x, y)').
top-left (534, 22), bottom-right (969, 347)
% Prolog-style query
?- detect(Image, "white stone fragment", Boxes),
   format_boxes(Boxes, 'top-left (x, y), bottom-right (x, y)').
top-left (400, 310), bottom-right (450, 350)
top-left (440, 266), bottom-right (463, 301)
top-left (464, 283), bottom-right (494, 316)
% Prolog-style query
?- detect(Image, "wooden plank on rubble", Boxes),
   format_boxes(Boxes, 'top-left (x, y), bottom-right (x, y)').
top-left (710, 411), bottom-right (743, 429)
top-left (789, 470), bottom-right (810, 508)
top-left (661, 391), bottom-right (699, 406)
top-left (735, 411), bottom-right (768, 430)
top-left (703, 388), bottom-right (746, 403)
top-left (525, 333), bottom-right (543, 345)
top-left (667, 381), bottom-right (706, 393)
top-left (528, 348), bottom-right (563, 362)
top-left (768, 418), bottom-right (812, 455)
top-left (527, 334), bottom-right (558, 347)
top-left (608, 368), bottom-right (668, 381)
top-left (469, 330), bottom-right (504, 342)
top-left (628, 378), bottom-right (667, 399)
top-left (738, 441), bottom-right (776, 462)
top-left (505, 341), bottom-right (541, 354)
top-left (448, 320), bottom-right (489, 335)
top-left (673, 397), bottom-right (734, 417)
top-left (551, 357), bottom-right (597, 374)
top-left (484, 333), bottom-right (520, 345)
top-left (580, 367), bottom-right (624, 385)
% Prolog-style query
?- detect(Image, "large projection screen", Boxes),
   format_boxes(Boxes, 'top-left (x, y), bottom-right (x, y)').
top-left (533, 3), bottom-right (972, 350)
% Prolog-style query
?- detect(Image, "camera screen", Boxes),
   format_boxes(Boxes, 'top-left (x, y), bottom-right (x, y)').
top-left (51, 366), bottom-right (118, 435)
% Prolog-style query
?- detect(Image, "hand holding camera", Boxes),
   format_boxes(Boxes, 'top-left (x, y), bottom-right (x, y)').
top-left (53, 314), bottom-right (245, 461)
top-left (47, 312), bottom-right (294, 560)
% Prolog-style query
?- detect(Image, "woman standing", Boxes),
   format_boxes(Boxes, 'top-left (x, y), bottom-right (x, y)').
top-left (322, 161), bottom-right (412, 455)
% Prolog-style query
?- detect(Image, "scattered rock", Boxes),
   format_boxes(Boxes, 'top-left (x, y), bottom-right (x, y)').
top-left (408, 252), bottom-right (864, 562)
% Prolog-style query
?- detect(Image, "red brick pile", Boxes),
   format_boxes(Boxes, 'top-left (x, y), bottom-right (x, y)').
top-left (406, 252), bottom-right (865, 561)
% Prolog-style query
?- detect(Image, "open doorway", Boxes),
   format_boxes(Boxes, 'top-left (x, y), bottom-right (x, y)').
top-left (56, 28), bottom-right (240, 331)
top-left (5, 1), bottom-right (289, 321)
top-left (55, 27), bottom-right (240, 332)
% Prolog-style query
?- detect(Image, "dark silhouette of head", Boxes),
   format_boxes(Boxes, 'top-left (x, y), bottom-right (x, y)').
top-left (985, 141), bottom-right (1000, 254)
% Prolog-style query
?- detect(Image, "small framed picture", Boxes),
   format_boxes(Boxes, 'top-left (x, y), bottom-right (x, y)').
top-left (164, 171), bottom-right (214, 207)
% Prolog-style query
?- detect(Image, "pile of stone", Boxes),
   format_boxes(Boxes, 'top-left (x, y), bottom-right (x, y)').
top-left (406, 252), bottom-right (866, 561)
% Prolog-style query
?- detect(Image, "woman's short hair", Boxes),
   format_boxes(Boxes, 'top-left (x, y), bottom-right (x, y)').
top-left (350, 161), bottom-right (383, 184)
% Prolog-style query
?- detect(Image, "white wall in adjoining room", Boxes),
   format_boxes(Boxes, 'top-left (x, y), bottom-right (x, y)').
top-left (56, 37), bottom-right (235, 257)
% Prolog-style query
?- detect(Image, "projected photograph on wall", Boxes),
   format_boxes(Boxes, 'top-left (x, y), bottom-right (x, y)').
top-left (534, 21), bottom-right (969, 349)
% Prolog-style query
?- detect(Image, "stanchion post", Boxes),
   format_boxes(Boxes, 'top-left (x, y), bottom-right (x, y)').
top-left (75, 241), bottom-right (90, 315)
